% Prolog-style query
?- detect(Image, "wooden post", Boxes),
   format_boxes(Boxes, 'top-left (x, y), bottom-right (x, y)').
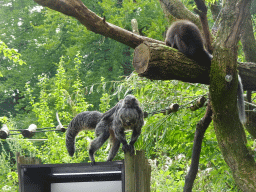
top-left (124, 151), bottom-right (135, 192)
top-left (17, 152), bottom-right (41, 192)
top-left (125, 150), bottom-right (151, 192)
top-left (135, 150), bottom-right (145, 192)
top-left (145, 157), bottom-right (151, 192)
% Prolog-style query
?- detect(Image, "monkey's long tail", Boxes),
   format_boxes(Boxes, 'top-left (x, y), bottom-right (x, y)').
top-left (237, 75), bottom-right (246, 124)
top-left (66, 123), bottom-right (78, 157)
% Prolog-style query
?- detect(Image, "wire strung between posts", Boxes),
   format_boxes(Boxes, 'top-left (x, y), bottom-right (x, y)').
top-left (9, 126), bottom-right (68, 132)
top-left (9, 129), bottom-right (65, 135)
top-left (145, 94), bottom-right (208, 116)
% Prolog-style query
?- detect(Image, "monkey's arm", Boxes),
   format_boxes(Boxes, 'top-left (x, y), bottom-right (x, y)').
top-left (129, 127), bottom-right (142, 146)
top-left (128, 128), bottom-right (141, 155)
top-left (113, 118), bottom-right (130, 153)
top-left (102, 100), bottom-right (122, 120)
top-left (129, 110), bottom-right (144, 154)
top-left (130, 109), bottom-right (144, 146)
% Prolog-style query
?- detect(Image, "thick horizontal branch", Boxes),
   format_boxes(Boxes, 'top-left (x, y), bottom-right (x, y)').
top-left (133, 42), bottom-right (256, 91)
top-left (34, 0), bottom-right (164, 49)
top-left (133, 42), bottom-right (210, 83)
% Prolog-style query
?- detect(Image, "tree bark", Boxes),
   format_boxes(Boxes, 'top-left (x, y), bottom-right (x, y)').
top-left (133, 42), bottom-right (210, 82)
top-left (241, 10), bottom-right (256, 63)
top-left (209, 0), bottom-right (256, 191)
top-left (159, 0), bottom-right (200, 28)
top-left (183, 104), bottom-right (212, 192)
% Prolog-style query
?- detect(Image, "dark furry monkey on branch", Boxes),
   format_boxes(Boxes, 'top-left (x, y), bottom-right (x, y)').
top-left (165, 20), bottom-right (246, 124)
top-left (165, 20), bottom-right (212, 67)
top-left (89, 95), bottom-right (144, 165)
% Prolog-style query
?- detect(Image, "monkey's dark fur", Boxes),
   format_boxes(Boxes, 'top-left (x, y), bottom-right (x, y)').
top-left (165, 20), bottom-right (212, 67)
top-left (165, 20), bottom-right (246, 124)
top-left (89, 95), bottom-right (144, 165)
top-left (66, 111), bottom-right (103, 157)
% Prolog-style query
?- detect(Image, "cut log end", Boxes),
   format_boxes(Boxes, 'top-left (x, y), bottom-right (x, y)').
top-left (133, 43), bottom-right (150, 74)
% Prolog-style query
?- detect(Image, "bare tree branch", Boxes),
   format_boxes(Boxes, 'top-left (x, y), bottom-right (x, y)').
top-left (159, 0), bottom-right (200, 27)
top-left (184, 104), bottom-right (212, 192)
top-left (34, 0), bottom-right (164, 49)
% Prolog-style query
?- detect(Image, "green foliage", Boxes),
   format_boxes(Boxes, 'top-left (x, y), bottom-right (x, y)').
top-left (0, 134), bottom-right (38, 192)
top-left (100, 0), bottom-right (167, 40)
top-left (99, 93), bottom-right (111, 113)
top-left (24, 52), bottom-right (92, 128)
top-left (0, 40), bottom-right (25, 77)
top-left (0, 116), bottom-right (8, 124)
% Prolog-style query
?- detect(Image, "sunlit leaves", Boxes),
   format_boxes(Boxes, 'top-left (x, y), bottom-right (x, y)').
top-left (0, 40), bottom-right (26, 77)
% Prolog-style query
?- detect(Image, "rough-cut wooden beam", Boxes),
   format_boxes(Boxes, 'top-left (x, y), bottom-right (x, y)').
top-left (133, 42), bottom-right (256, 91)
top-left (33, 0), bottom-right (164, 49)
top-left (133, 42), bottom-right (210, 83)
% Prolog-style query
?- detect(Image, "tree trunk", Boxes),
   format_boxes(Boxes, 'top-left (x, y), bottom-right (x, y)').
top-left (210, 47), bottom-right (256, 191)
top-left (209, 0), bottom-right (256, 191)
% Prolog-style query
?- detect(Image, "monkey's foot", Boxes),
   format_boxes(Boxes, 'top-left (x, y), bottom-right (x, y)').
top-left (122, 144), bottom-right (130, 153)
top-left (90, 161), bottom-right (96, 166)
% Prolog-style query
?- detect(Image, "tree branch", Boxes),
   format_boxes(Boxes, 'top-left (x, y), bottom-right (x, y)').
top-left (34, 0), bottom-right (163, 49)
top-left (241, 9), bottom-right (256, 63)
top-left (183, 104), bottom-right (212, 192)
top-left (133, 42), bottom-right (256, 91)
top-left (159, 0), bottom-right (200, 28)
top-left (194, 0), bottom-right (213, 53)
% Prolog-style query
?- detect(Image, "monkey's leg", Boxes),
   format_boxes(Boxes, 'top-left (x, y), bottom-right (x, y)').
top-left (107, 130), bottom-right (121, 162)
top-left (128, 128), bottom-right (141, 155)
top-left (89, 124), bottom-right (110, 165)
